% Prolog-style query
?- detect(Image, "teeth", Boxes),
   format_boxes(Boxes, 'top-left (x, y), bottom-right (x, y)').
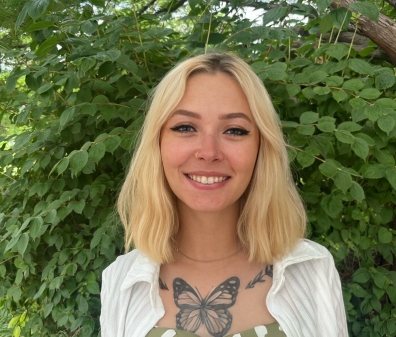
top-left (187, 175), bottom-right (227, 185)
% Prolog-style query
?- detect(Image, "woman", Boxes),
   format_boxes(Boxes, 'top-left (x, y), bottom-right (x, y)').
top-left (100, 53), bottom-right (348, 337)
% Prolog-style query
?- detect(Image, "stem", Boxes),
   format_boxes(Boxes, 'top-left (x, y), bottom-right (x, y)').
top-left (347, 22), bottom-right (358, 60)
top-left (205, 10), bottom-right (213, 54)
top-left (318, 33), bottom-right (323, 49)
top-left (131, 0), bottom-right (150, 81)
top-left (334, 10), bottom-right (349, 44)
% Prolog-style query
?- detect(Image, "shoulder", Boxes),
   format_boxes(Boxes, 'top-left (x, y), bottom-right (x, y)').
top-left (103, 249), bottom-right (141, 277)
top-left (101, 249), bottom-right (145, 289)
top-left (276, 239), bottom-right (337, 272)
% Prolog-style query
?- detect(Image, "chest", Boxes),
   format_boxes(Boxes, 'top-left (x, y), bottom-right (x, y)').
top-left (156, 266), bottom-right (275, 337)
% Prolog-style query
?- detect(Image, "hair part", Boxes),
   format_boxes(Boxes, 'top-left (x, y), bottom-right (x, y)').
top-left (118, 53), bottom-right (306, 264)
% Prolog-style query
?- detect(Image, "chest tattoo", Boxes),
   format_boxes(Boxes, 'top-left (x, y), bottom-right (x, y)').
top-left (173, 276), bottom-right (240, 337)
top-left (246, 265), bottom-right (273, 289)
top-left (159, 277), bottom-right (169, 290)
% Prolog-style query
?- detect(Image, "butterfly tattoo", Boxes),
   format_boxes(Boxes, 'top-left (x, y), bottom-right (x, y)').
top-left (173, 277), bottom-right (240, 337)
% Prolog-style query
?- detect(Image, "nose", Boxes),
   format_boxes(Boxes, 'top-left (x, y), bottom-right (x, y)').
top-left (195, 134), bottom-right (221, 162)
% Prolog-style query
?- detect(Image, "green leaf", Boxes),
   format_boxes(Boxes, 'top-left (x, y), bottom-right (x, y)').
top-left (359, 88), bottom-right (381, 100)
top-left (56, 158), bottom-right (69, 175)
top-left (297, 125), bottom-right (315, 135)
top-left (263, 6), bottom-right (289, 25)
top-left (350, 1), bottom-right (379, 21)
top-left (300, 111), bottom-right (319, 124)
top-left (80, 104), bottom-right (97, 116)
top-left (296, 151), bottom-right (315, 168)
top-left (27, 0), bottom-right (50, 20)
top-left (81, 58), bottom-right (96, 73)
top-left (70, 151), bottom-right (89, 174)
top-left (59, 107), bottom-right (76, 131)
top-left (364, 105), bottom-right (382, 122)
top-left (37, 82), bottom-right (53, 94)
top-left (378, 228), bottom-right (392, 244)
top-left (319, 13), bottom-right (334, 34)
top-left (387, 286), bottom-right (396, 304)
top-left (77, 295), bottom-right (89, 313)
top-left (377, 115), bottom-right (395, 135)
top-left (338, 121), bottom-right (362, 132)
top-left (329, 7), bottom-right (351, 29)
top-left (349, 59), bottom-right (374, 76)
top-left (319, 162), bottom-right (338, 178)
top-left (351, 138), bottom-right (369, 160)
top-left (89, 142), bottom-right (106, 163)
top-left (317, 0), bottom-right (333, 12)
top-left (15, 3), bottom-right (29, 30)
top-left (116, 54), bottom-right (138, 74)
top-left (317, 121), bottom-right (335, 132)
top-left (44, 303), bottom-right (54, 318)
top-left (30, 217), bottom-right (43, 239)
top-left (25, 20), bottom-right (54, 32)
top-left (96, 50), bottom-right (121, 62)
top-left (308, 71), bottom-right (328, 84)
top-left (325, 44), bottom-right (349, 61)
top-left (313, 86), bottom-right (331, 95)
top-left (372, 272), bottom-right (387, 289)
top-left (82, 20), bottom-right (98, 35)
top-left (342, 79), bottom-right (365, 91)
top-left (6, 68), bottom-right (30, 94)
top-left (189, 0), bottom-right (200, 9)
top-left (375, 72), bottom-right (395, 90)
top-left (349, 181), bottom-right (365, 202)
top-left (73, 200), bottom-right (85, 214)
top-left (334, 171), bottom-right (352, 192)
top-left (353, 268), bottom-right (370, 283)
top-left (349, 97), bottom-right (367, 108)
top-left (375, 98), bottom-right (396, 109)
top-left (332, 90), bottom-right (349, 102)
top-left (325, 76), bottom-right (344, 87)
top-left (86, 281), bottom-right (100, 294)
top-left (320, 194), bottom-right (343, 218)
top-left (361, 164), bottom-right (386, 179)
top-left (285, 84), bottom-right (301, 97)
top-left (36, 36), bottom-right (59, 56)
top-left (17, 233), bottom-right (29, 256)
top-left (266, 63), bottom-right (287, 81)
top-left (103, 135), bottom-right (121, 153)
top-left (335, 130), bottom-right (355, 144)
top-left (385, 168), bottom-right (396, 190)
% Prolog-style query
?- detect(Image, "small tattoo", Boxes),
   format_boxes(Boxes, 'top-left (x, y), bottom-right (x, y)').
top-left (246, 265), bottom-right (273, 289)
top-left (173, 276), bottom-right (240, 337)
top-left (159, 277), bottom-right (169, 290)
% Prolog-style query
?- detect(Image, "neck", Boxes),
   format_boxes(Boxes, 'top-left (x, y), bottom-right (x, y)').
top-left (175, 201), bottom-right (241, 261)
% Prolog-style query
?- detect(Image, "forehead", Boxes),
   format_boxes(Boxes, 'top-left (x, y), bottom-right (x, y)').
top-left (174, 72), bottom-right (252, 116)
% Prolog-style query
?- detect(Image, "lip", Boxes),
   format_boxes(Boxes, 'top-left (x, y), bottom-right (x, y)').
top-left (184, 171), bottom-right (230, 177)
top-left (184, 172), bottom-right (230, 190)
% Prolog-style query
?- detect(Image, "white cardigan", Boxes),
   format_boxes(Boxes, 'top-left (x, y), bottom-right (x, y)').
top-left (100, 239), bottom-right (348, 337)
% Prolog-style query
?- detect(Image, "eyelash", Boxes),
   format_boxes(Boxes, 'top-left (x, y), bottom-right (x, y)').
top-left (170, 125), bottom-right (250, 136)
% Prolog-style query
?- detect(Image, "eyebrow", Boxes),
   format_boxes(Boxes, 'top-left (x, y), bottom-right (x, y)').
top-left (172, 109), bottom-right (252, 123)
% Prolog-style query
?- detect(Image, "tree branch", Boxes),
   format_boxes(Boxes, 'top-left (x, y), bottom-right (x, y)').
top-left (155, 0), bottom-right (188, 14)
top-left (138, 0), bottom-right (157, 16)
top-left (332, 0), bottom-right (396, 66)
top-left (384, 0), bottom-right (396, 10)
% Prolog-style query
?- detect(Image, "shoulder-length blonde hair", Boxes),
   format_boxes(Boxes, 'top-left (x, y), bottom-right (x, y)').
top-left (118, 53), bottom-right (306, 264)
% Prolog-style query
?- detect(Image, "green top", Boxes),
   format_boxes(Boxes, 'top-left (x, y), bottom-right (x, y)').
top-left (146, 322), bottom-right (286, 337)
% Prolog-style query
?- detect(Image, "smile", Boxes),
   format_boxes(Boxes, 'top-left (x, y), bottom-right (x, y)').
top-left (187, 174), bottom-right (229, 185)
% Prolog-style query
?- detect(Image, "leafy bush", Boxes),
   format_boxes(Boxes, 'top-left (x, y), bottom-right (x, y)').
top-left (0, 0), bottom-right (395, 336)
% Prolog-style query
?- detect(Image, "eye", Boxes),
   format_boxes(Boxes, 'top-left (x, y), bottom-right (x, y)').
top-left (225, 128), bottom-right (250, 136)
top-left (170, 124), bottom-right (196, 133)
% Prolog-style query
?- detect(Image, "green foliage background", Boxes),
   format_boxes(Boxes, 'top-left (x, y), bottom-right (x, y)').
top-left (1, 0), bottom-right (396, 336)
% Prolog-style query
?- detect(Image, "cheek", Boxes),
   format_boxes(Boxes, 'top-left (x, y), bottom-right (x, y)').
top-left (160, 140), bottom-right (187, 172)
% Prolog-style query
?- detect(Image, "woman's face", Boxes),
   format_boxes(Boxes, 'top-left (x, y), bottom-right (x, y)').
top-left (160, 72), bottom-right (260, 214)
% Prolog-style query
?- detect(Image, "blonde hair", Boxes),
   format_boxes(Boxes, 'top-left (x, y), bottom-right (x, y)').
top-left (118, 53), bottom-right (306, 264)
